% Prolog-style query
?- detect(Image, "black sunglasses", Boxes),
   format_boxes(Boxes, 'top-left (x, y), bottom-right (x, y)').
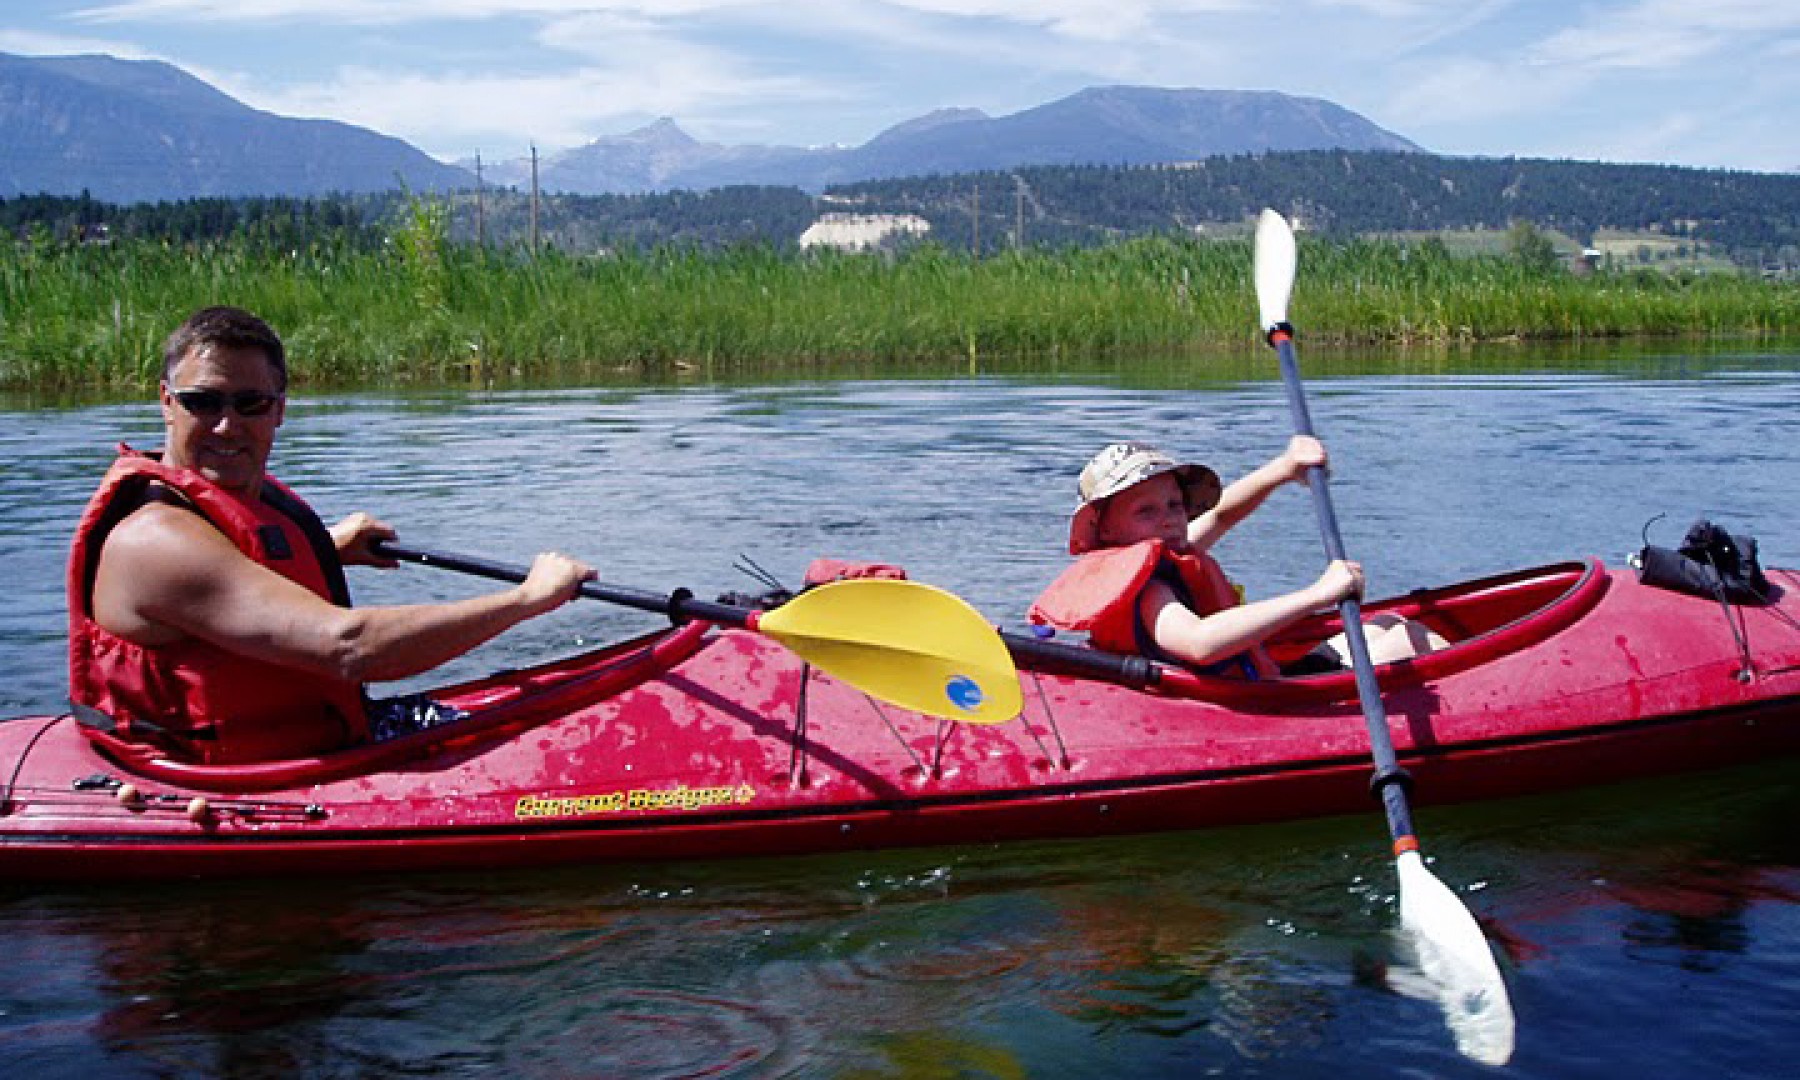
top-left (169, 387), bottom-right (283, 418)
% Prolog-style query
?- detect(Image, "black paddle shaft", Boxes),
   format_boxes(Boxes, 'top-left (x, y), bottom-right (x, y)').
top-left (1268, 327), bottom-right (1417, 846)
top-left (377, 544), bottom-right (1161, 688)
top-left (371, 541), bottom-right (754, 628)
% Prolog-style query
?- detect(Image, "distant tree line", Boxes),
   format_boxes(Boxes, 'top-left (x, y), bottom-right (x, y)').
top-left (459, 186), bottom-right (817, 251)
top-left (833, 151), bottom-right (1800, 266)
top-left (0, 187), bottom-right (816, 255)
top-left (7, 152), bottom-right (1800, 268)
top-left (0, 191), bottom-right (385, 252)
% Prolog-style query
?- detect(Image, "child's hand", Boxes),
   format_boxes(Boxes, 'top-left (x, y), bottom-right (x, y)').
top-left (1313, 559), bottom-right (1364, 606)
top-left (1282, 435), bottom-right (1328, 483)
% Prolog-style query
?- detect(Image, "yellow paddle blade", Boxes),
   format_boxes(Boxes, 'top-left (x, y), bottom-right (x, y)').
top-left (757, 579), bottom-right (1023, 724)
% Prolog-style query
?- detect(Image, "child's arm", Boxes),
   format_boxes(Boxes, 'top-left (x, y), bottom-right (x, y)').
top-left (1187, 435), bottom-right (1325, 551)
top-left (1141, 559), bottom-right (1361, 666)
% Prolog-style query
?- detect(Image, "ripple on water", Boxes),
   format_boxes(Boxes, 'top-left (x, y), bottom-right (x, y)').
top-left (496, 987), bottom-right (791, 1079)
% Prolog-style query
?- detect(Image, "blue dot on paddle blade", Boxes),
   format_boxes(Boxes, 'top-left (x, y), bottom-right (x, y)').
top-left (945, 675), bottom-right (986, 712)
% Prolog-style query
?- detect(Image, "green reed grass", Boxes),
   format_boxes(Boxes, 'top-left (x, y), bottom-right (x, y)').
top-left (4, 232), bottom-right (1797, 391)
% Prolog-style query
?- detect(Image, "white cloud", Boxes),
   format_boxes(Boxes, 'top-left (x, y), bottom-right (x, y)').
top-left (1585, 110), bottom-right (1705, 164)
top-left (0, 27), bottom-right (149, 56)
top-left (73, 1), bottom-right (680, 24)
top-left (1532, 0), bottom-right (1800, 69)
top-left (872, 1), bottom-right (1250, 43)
top-left (1383, 55), bottom-right (1588, 130)
top-left (73, 0), bottom-right (1242, 32)
top-left (1533, 25), bottom-right (1721, 70)
top-left (216, 68), bottom-right (591, 153)
top-left (221, 60), bottom-right (823, 157)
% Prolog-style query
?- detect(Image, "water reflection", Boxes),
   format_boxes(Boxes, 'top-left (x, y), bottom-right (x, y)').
top-left (2, 760), bottom-right (1795, 1078)
top-left (7, 337), bottom-right (1800, 412)
top-left (5, 882), bottom-right (380, 1078)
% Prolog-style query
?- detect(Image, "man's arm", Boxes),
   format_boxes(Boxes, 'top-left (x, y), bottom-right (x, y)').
top-left (94, 504), bottom-right (592, 684)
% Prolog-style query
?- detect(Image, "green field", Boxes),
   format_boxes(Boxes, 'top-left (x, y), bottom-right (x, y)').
top-left (5, 228), bottom-right (1798, 391)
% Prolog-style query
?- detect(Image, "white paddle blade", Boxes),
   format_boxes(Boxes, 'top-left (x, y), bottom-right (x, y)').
top-left (1396, 850), bottom-right (1516, 1066)
top-left (1253, 208), bottom-right (1297, 333)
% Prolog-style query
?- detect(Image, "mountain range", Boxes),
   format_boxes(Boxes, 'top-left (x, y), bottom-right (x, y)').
top-left (0, 52), bottom-right (471, 203)
top-left (507, 87), bottom-right (1422, 195)
top-left (2, 51), bottom-right (1421, 204)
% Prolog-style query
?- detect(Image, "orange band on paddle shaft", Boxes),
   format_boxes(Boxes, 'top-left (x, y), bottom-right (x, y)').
top-left (1268, 327), bottom-right (1292, 345)
top-left (1392, 835), bottom-right (1420, 856)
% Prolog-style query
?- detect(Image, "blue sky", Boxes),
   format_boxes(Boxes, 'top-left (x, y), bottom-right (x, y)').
top-left (5, 1), bottom-right (1796, 172)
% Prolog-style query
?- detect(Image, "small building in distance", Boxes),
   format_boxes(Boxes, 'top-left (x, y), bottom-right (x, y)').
top-left (800, 212), bottom-right (931, 251)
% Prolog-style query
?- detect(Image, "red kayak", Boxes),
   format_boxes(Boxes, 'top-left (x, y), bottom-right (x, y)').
top-left (4, 558), bottom-right (1799, 882)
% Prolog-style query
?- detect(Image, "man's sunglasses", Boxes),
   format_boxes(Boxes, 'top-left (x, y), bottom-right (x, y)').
top-left (169, 387), bottom-right (283, 418)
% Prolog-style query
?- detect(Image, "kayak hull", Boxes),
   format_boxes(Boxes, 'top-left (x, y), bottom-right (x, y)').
top-left (5, 560), bottom-right (1799, 881)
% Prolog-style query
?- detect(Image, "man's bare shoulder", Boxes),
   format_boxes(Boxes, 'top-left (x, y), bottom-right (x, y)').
top-left (104, 500), bottom-right (239, 569)
top-left (94, 504), bottom-right (245, 641)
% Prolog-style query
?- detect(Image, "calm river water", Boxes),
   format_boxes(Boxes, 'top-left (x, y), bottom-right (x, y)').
top-left (2, 344), bottom-right (1798, 1077)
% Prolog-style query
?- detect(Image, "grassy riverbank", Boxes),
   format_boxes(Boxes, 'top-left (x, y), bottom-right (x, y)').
top-left (5, 232), bottom-right (1798, 390)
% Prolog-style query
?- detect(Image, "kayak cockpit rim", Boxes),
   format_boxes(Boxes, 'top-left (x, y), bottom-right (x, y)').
top-left (74, 621), bottom-right (712, 794)
top-left (1017, 559), bottom-right (1609, 706)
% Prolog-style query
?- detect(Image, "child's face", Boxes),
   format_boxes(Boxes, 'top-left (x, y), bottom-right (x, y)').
top-left (1097, 472), bottom-right (1188, 550)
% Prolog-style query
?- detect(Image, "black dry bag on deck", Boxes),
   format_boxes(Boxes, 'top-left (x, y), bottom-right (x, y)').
top-left (1634, 519), bottom-right (1771, 605)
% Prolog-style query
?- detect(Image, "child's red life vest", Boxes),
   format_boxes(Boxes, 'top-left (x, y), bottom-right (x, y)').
top-left (67, 447), bottom-right (369, 763)
top-left (1029, 539), bottom-right (1280, 678)
top-left (803, 558), bottom-right (906, 586)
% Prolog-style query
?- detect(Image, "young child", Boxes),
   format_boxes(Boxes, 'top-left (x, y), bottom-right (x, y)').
top-left (1030, 440), bottom-right (1444, 678)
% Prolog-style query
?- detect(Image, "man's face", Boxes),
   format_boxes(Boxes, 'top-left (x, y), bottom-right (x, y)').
top-left (159, 343), bottom-right (286, 495)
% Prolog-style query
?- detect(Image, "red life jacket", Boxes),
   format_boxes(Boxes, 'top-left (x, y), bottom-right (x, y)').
top-left (803, 557), bottom-right (907, 585)
top-left (67, 447), bottom-right (369, 763)
top-left (1029, 539), bottom-right (1281, 679)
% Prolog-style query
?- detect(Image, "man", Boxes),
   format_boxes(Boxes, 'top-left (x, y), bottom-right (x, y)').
top-left (68, 306), bottom-right (595, 764)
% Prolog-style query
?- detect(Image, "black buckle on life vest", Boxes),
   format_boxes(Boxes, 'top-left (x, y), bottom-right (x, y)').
top-left (258, 523), bottom-right (293, 560)
top-left (72, 700), bottom-right (210, 743)
top-left (71, 700), bottom-right (120, 733)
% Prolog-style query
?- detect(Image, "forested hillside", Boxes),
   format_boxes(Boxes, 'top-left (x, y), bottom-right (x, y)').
top-left (8, 151), bottom-right (1800, 269)
top-left (0, 187), bottom-right (816, 254)
top-left (835, 152), bottom-right (1800, 265)
top-left (0, 192), bottom-right (386, 250)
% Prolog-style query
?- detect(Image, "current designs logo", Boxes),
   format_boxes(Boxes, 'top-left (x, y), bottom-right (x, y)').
top-left (515, 783), bottom-right (756, 820)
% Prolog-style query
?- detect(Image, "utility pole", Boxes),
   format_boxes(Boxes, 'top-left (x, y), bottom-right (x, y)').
top-left (530, 143), bottom-right (541, 254)
top-left (474, 151), bottom-right (486, 249)
top-left (972, 183), bottom-right (980, 256)
top-left (1015, 178), bottom-right (1024, 250)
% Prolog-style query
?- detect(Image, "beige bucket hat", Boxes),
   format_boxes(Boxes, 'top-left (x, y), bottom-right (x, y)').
top-left (1067, 442), bottom-right (1222, 555)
